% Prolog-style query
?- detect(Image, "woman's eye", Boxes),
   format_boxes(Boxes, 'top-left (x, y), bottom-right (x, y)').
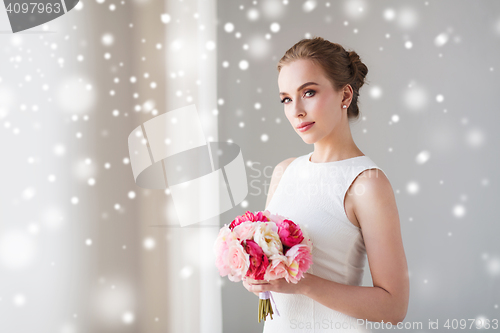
top-left (280, 90), bottom-right (314, 104)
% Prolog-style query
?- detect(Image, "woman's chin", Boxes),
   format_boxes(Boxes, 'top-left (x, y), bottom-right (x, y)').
top-left (301, 137), bottom-right (316, 144)
top-left (295, 129), bottom-right (318, 143)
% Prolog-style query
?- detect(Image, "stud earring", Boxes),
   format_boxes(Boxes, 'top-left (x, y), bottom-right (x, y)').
top-left (342, 105), bottom-right (347, 109)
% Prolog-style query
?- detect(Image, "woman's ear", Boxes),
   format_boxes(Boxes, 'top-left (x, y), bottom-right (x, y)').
top-left (341, 84), bottom-right (353, 105)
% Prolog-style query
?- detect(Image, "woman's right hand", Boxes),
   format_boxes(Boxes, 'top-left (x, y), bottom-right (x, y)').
top-left (242, 277), bottom-right (269, 297)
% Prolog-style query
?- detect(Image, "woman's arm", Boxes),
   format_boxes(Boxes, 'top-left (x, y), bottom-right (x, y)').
top-left (245, 169), bottom-right (409, 325)
top-left (300, 274), bottom-right (404, 325)
top-left (264, 157), bottom-right (297, 210)
top-left (301, 169), bottom-right (409, 324)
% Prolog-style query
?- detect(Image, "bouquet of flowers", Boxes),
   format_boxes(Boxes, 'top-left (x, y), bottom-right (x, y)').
top-left (213, 210), bottom-right (313, 322)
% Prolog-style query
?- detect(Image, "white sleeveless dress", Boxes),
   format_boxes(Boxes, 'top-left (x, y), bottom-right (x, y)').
top-left (262, 151), bottom-right (387, 333)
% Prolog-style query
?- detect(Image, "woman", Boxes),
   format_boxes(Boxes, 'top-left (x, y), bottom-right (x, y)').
top-left (242, 37), bottom-right (409, 332)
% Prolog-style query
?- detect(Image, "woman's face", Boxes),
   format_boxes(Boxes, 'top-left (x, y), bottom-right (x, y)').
top-left (278, 59), bottom-right (344, 144)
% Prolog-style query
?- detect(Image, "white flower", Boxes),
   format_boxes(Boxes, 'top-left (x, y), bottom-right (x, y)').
top-left (253, 222), bottom-right (283, 256)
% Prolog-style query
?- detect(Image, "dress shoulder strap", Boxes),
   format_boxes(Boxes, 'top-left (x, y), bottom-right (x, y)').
top-left (341, 156), bottom-right (387, 208)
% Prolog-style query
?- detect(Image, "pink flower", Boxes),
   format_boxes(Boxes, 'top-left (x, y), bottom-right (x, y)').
top-left (243, 239), bottom-right (269, 280)
top-left (277, 219), bottom-right (304, 249)
top-left (284, 244), bottom-right (313, 284)
top-left (264, 254), bottom-right (289, 281)
top-left (233, 221), bottom-right (260, 240)
top-left (253, 211), bottom-right (270, 222)
top-left (226, 238), bottom-right (250, 282)
top-left (229, 210), bottom-right (270, 230)
top-left (214, 224), bottom-right (235, 277)
top-left (267, 211), bottom-right (287, 225)
top-left (300, 227), bottom-right (313, 250)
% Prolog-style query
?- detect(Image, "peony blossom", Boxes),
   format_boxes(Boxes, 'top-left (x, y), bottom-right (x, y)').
top-left (284, 244), bottom-right (313, 284)
top-left (233, 221), bottom-right (260, 240)
top-left (277, 219), bottom-right (304, 249)
top-left (267, 211), bottom-right (287, 225)
top-left (253, 222), bottom-right (283, 257)
top-left (226, 238), bottom-right (250, 282)
top-left (300, 227), bottom-right (313, 251)
top-left (264, 253), bottom-right (289, 281)
top-left (261, 210), bottom-right (272, 220)
top-left (214, 224), bottom-right (236, 277)
top-left (229, 210), bottom-right (270, 230)
top-left (243, 239), bottom-right (269, 280)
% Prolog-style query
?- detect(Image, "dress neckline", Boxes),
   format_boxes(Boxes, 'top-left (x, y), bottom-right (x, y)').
top-left (306, 151), bottom-right (366, 165)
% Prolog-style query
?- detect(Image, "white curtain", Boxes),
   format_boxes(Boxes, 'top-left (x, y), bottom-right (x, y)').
top-left (0, 0), bottom-right (222, 331)
top-left (156, 0), bottom-right (222, 332)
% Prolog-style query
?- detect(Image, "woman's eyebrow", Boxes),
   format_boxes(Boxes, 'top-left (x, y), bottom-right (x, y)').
top-left (279, 82), bottom-right (319, 96)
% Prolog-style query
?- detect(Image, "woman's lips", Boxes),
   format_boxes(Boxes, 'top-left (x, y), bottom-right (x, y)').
top-left (297, 122), bottom-right (315, 132)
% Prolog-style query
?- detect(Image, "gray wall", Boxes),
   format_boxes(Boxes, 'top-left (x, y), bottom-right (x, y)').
top-left (218, 0), bottom-right (500, 332)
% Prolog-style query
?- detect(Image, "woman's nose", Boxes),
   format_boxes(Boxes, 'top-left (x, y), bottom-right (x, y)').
top-left (291, 100), bottom-right (305, 117)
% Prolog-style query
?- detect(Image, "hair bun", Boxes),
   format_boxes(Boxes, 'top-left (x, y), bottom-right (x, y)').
top-left (346, 50), bottom-right (367, 91)
top-left (347, 50), bottom-right (356, 60)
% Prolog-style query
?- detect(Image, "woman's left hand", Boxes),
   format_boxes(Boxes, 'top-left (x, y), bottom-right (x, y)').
top-left (243, 274), bottom-right (311, 295)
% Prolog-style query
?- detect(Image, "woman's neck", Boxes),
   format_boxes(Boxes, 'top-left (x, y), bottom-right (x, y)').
top-left (311, 120), bottom-right (363, 163)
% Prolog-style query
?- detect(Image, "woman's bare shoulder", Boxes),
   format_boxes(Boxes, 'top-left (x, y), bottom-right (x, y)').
top-left (265, 157), bottom-right (297, 209)
top-left (275, 157), bottom-right (297, 172)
